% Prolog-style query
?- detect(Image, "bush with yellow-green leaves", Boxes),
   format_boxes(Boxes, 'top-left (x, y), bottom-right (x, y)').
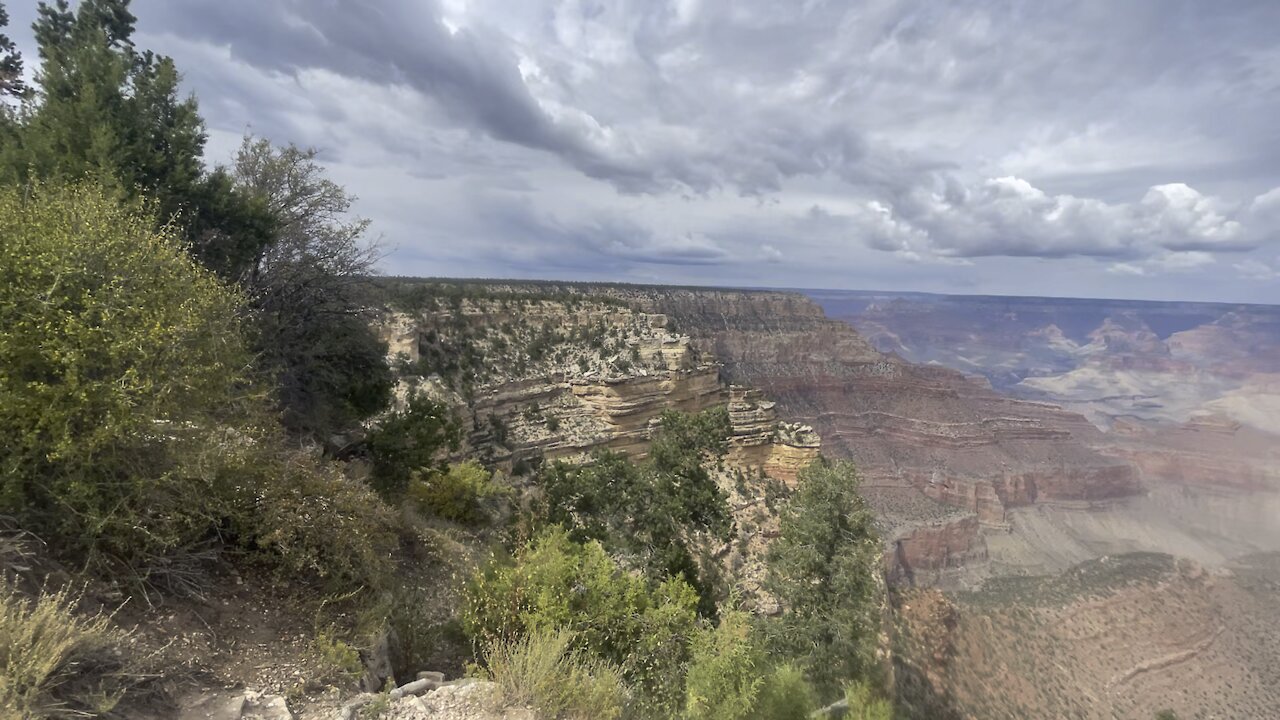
top-left (0, 182), bottom-right (255, 569)
top-left (463, 526), bottom-right (700, 718)
top-left (407, 460), bottom-right (507, 524)
top-left (0, 182), bottom-right (398, 594)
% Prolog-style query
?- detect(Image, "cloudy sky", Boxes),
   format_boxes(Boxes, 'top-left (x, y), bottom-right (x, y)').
top-left (7, 1), bottom-right (1280, 302)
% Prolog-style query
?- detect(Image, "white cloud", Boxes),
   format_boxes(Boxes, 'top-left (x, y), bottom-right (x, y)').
top-left (880, 176), bottom-right (1274, 262)
top-left (1234, 259), bottom-right (1280, 281)
top-left (760, 244), bottom-right (784, 263)
top-left (1108, 263), bottom-right (1148, 277)
top-left (24, 0), bottom-right (1271, 302)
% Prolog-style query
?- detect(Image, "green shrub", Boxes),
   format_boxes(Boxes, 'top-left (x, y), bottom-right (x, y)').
top-left (483, 628), bottom-right (625, 720)
top-left (310, 626), bottom-right (365, 688)
top-left (365, 396), bottom-right (461, 498)
top-left (753, 664), bottom-right (814, 720)
top-left (408, 460), bottom-right (504, 524)
top-left (683, 608), bottom-right (816, 720)
top-left (235, 446), bottom-right (398, 593)
top-left (684, 608), bottom-right (762, 720)
top-left (842, 681), bottom-right (894, 720)
top-left (539, 408), bottom-right (733, 614)
top-left (0, 584), bottom-right (137, 718)
top-left (0, 182), bottom-right (255, 568)
top-left (462, 527), bottom-right (699, 717)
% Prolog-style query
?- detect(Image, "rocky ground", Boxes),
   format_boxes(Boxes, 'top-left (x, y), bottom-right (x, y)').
top-left (896, 552), bottom-right (1280, 719)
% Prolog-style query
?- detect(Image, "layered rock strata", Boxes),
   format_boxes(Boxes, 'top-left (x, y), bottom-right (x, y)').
top-left (377, 295), bottom-right (813, 474)
top-left (724, 386), bottom-right (820, 485)
top-left (380, 284), bottom-right (1144, 587)
top-left (630, 289), bottom-right (1142, 584)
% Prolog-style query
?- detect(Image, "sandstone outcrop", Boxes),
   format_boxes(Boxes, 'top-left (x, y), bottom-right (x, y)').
top-left (376, 294), bottom-right (814, 477)
top-left (724, 385), bottom-right (820, 485)
top-left (642, 290), bottom-right (1139, 509)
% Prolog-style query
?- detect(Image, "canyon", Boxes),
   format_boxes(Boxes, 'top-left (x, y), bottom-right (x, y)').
top-left (808, 288), bottom-right (1280, 718)
top-left (818, 289), bottom-right (1280, 569)
top-left (373, 280), bottom-right (1280, 719)
top-left (382, 283), bottom-right (1280, 589)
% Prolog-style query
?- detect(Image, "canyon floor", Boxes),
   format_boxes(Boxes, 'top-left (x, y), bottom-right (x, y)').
top-left (799, 288), bottom-right (1280, 718)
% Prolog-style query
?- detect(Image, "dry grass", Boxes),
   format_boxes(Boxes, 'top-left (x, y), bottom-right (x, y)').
top-left (0, 584), bottom-right (135, 719)
top-left (483, 628), bottom-right (626, 720)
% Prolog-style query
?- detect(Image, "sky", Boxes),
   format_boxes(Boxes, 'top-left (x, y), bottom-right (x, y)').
top-left (6, 1), bottom-right (1280, 303)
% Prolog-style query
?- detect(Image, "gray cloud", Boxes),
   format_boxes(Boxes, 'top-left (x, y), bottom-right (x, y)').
top-left (6, 0), bottom-right (1279, 302)
top-left (885, 177), bottom-right (1273, 259)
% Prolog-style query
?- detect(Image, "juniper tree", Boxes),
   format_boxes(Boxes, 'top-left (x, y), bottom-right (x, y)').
top-left (1, 0), bottom-right (273, 278)
top-left (0, 1), bottom-right (24, 97)
top-left (762, 459), bottom-right (883, 700)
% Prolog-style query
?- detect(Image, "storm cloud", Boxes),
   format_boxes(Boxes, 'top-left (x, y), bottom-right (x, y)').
top-left (6, 0), bottom-right (1279, 301)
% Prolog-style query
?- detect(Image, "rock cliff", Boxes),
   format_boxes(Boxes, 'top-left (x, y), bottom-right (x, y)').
top-left (626, 289), bottom-right (1141, 586)
top-left (382, 283), bottom-right (1146, 588)
top-left (375, 290), bottom-right (817, 483)
top-left (895, 552), bottom-right (1280, 719)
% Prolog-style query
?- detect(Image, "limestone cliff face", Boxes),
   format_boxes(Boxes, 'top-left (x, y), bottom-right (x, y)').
top-left (625, 288), bottom-right (1142, 586)
top-left (375, 294), bottom-right (812, 475)
top-left (724, 386), bottom-right (820, 485)
top-left (378, 283), bottom-right (1145, 588)
top-left (1105, 414), bottom-right (1280, 491)
top-left (640, 290), bottom-right (1142, 510)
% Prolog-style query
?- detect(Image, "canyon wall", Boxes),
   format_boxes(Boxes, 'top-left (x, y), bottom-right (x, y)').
top-left (384, 284), bottom-right (1269, 590)
top-left (895, 552), bottom-right (1280, 719)
top-left (621, 289), bottom-right (1141, 586)
top-left (376, 293), bottom-right (816, 479)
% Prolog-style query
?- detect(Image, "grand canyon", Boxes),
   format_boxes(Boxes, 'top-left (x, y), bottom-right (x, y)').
top-left (6, 3), bottom-right (1279, 718)
top-left (810, 289), bottom-right (1280, 717)
top-left (372, 281), bottom-right (1280, 718)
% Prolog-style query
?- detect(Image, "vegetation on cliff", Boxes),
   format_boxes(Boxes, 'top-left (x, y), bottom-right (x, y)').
top-left (540, 407), bottom-right (734, 614)
top-left (0, 2), bottom-right (891, 718)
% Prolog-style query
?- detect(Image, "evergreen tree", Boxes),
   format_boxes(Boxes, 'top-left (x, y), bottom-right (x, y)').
top-left (0, 0), bottom-right (273, 278)
top-left (0, 1), bottom-right (24, 97)
top-left (540, 407), bottom-right (734, 614)
top-left (762, 459), bottom-right (882, 700)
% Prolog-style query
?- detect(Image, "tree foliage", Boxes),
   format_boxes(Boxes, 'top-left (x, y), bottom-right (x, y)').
top-left (5, 4), bottom-right (400, 442)
top-left (0, 182), bottom-right (254, 564)
top-left (231, 136), bottom-right (393, 440)
top-left (364, 395), bottom-right (462, 499)
top-left (540, 407), bottom-right (733, 612)
top-left (684, 607), bottom-right (765, 720)
top-left (0, 1), bottom-right (24, 97)
top-left (407, 460), bottom-right (506, 524)
top-left (0, 181), bottom-right (401, 595)
top-left (683, 606), bottom-right (815, 720)
top-left (762, 459), bottom-right (883, 701)
top-left (0, 0), bottom-right (273, 279)
top-left (463, 527), bottom-right (700, 717)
